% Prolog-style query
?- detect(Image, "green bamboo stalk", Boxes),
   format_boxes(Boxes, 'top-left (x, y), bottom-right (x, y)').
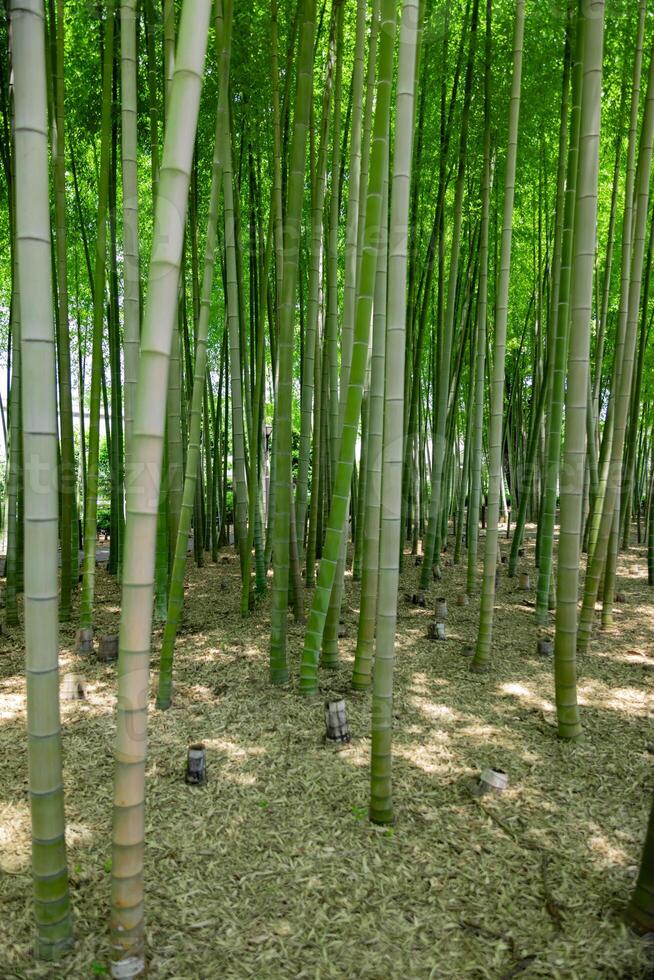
top-left (466, 0), bottom-right (492, 597)
top-left (299, 0), bottom-right (395, 696)
top-left (620, 205), bottom-right (654, 547)
top-left (110, 3), bottom-right (211, 972)
top-left (78, 0), bottom-right (115, 650)
top-left (344, 0), bottom-right (368, 582)
top-left (269, 0), bottom-right (317, 685)
top-left (577, 28), bottom-right (654, 654)
top-left (164, 0), bottom-right (184, 582)
top-left (626, 789), bottom-right (654, 933)
top-left (353, 382), bottom-right (370, 582)
top-left (593, 49), bottom-right (629, 421)
top-left (648, 458), bottom-right (654, 585)
top-left (352, 137), bottom-right (388, 691)
top-left (144, 0), bottom-right (159, 199)
top-left (600, 504), bottom-right (619, 628)
top-left (52, 0), bottom-right (75, 620)
top-left (305, 309), bottom-right (323, 589)
top-left (241, 218), bottom-right (273, 612)
top-left (270, 0), bottom-right (284, 320)
top-left (108, 94), bottom-right (125, 577)
top-left (370, 0), bottom-right (418, 825)
top-left (295, 4), bottom-right (338, 558)
top-left (584, 0), bottom-right (645, 565)
top-left (471, 0), bottom-right (524, 672)
top-left (420, 0), bottom-right (479, 588)
top-left (320, 0), bottom-right (345, 667)
top-left (534, 0), bottom-right (577, 624)
top-left (552, 0), bottom-right (605, 740)
top-left (5, 245), bottom-right (20, 627)
top-left (219, 2), bottom-right (249, 576)
top-left (156, 0), bottom-right (228, 710)
top-left (12, 0), bottom-right (73, 956)
top-left (120, 0), bottom-right (140, 467)
top-left (402, 5), bottom-right (466, 567)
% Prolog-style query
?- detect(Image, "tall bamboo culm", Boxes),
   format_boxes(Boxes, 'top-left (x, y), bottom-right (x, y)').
top-left (157, 0), bottom-right (229, 711)
top-left (299, 0), bottom-right (395, 695)
top-left (369, 0), bottom-right (418, 825)
top-left (553, 0), bottom-right (605, 740)
top-left (120, 0), bottom-right (140, 465)
top-left (269, 0), bottom-right (317, 685)
top-left (471, 0), bottom-right (525, 672)
top-left (110, 3), bottom-right (211, 973)
top-left (78, 0), bottom-right (115, 651)
top-left (12, 0), bottom-right (74, 957)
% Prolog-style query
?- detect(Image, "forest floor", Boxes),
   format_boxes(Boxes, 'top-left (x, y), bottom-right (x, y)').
top-left (1, 527), bottom-right (654, 979)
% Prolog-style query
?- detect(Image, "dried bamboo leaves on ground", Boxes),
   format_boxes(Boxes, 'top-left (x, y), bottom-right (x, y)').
top-left (0, 531), bottom-right (653, 978)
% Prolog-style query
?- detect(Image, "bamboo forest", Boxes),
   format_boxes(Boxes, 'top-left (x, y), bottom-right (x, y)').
top-left (5, 0), bottom-right (654, 976)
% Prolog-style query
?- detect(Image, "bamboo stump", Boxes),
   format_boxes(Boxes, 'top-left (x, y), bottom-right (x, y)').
top-left (76, 628), bottom-right (93, 655)
top-left (98, 634), bottom-right (118, 663)
top-left (325, 700), bottom-right (350, 743)
top-left (185, 743), bottom-right (207, 785)
top-left (62, 673), bottom-right (87, 701)
top-left (428, 622), bottom-right (446, 641)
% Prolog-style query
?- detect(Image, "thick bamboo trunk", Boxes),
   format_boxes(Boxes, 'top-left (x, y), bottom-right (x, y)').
top-left (471, 0), bottom-right (525, 671)
top-left (12, 0), bottom-right (74, 956)
top-left (110, 4), bottom-right (211, 972)
top-left (553, 0), bottom-right (605, 740)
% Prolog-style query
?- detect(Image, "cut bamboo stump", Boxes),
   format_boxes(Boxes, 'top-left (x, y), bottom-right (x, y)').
top-left (62, 673), bottom-right (87, 701)
top-left (537, 637), bottom-right (553, 657)
top-left (432, 564), bottom-right (442, 582)
top-left (462, 644), bottom-right (475, 657)
top-left (185, 743), bottom-right (207, 785)
top-left (325, 700), bottom-right (350, 743)
top-left (428, 622), bottom-right (446, 641)
top-left (478, 768), bottom-right (508, 794)
top-left (518, 572), bottom-right (531, 590)
top-left (435, 598), bottom-right (448, 620)
top-left (456, 593), bottom-right (469, 607)
top-left (76, 628), bottom-right (93, 655)
top-left (98, 634), bottom-right (118, 663)
top-left (615, 592), bottom-right (626, 603)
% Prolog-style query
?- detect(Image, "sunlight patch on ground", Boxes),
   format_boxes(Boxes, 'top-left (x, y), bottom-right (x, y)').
top-left (394, 739), bottom-right (456, 774)
top-left (455, 722), bottom-right (516, 750)
top-left (587, 831), bottom-right (631, 869)
top-left (578, 680), bottom-right (648, 716)
top-left (0, 689), bottom-right (24, 723)
top-left (66, 822), bottom-right (94, 849)
top-left (498, 682), bottom-right (555, 713)
top-left (410, 695), bottom-right (457, 723)
top-left (408, 671), bottom-right (432, 694)
top-left (334, 739), bottom-right (369, 768)
top-left (204, 737), bottom-right (267, 762)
